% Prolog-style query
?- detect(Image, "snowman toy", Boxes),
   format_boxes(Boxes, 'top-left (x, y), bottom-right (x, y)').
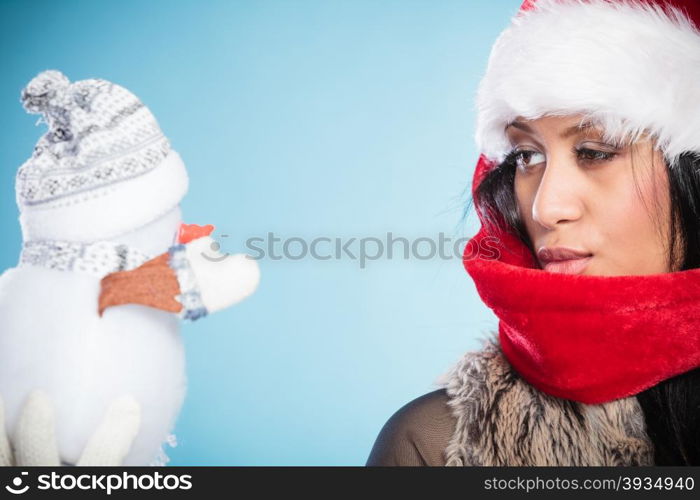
top-left (0, 70), bottom-right (260, 466)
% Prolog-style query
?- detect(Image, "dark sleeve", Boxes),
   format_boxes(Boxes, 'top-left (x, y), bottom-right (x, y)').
top-left (365, 388), bottom-right (457, 466)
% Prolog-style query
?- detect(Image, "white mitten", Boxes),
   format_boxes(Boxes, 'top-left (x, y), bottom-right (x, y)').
top-left (0, 391), bottom-right (140, 466)
top-left (169, 236), bottom-right (261, 320)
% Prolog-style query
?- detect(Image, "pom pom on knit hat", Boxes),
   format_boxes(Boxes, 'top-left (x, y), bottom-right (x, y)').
top-left (20, 69), bottom-right (71, 115)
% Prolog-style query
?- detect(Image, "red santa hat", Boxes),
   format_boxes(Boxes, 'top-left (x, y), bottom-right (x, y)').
top-left (475, 0), bottom-right (700, 174)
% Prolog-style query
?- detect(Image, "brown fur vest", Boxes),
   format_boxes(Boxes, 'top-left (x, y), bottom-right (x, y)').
top-left (436, 334), bottom-right (655, 466)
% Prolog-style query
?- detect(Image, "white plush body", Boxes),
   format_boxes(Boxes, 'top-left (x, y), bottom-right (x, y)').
top-left (0, 207), bottom-right (185, 466)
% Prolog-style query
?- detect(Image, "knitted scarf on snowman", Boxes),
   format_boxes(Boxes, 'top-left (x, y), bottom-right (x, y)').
top-left (18, 222), bottom-right (216, 321)
top-left (465, 0), bottom-right (700, 405)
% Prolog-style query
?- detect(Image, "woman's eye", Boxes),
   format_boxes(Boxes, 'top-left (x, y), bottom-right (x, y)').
top-left (510, 148), bottom-right (618, 170)
top-left (576, 147), bottom-right (618, 163)
top-left (513, 150), bottom-right (545, 171)
top-left (506, 147), bottom-right (619, 171)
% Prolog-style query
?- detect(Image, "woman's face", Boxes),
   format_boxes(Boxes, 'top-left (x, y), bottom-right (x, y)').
top-left (509, 113), bottom-right (674, 276)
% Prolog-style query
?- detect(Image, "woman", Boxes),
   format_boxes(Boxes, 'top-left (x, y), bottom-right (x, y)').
top-left (367, 0), bottom-right (700, 466)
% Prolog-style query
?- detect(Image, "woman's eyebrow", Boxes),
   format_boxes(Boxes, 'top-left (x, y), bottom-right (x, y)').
top-left (561, 121), bottom-right (599, 139)
top-left (504, 120), bottom-right (600, 139)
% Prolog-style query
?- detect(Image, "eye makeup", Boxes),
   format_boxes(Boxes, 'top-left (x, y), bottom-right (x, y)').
top-left (503, 143), bottom-right (621, 171)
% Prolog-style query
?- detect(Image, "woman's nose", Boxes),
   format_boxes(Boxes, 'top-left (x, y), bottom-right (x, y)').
top-left (531, 157), bottom-right (584, 229)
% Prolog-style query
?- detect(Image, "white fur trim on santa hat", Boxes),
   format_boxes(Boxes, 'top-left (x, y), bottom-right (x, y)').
top-left (19, 149), bottom-right (189, 242)
top-left (475, 0), bottom-right (700, 167)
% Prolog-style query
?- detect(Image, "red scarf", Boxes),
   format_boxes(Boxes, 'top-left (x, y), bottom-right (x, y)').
top-left (464, 155), bottom-right (700, 404)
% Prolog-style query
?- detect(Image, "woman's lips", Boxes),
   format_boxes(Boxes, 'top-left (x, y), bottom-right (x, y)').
top-left (542, 256), bottom-right (593, 275)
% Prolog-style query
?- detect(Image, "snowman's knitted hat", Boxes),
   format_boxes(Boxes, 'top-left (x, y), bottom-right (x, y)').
top-left (17, 70), bottom-right (189, 241)
top-left (475, 0), bottom-right (700, 168)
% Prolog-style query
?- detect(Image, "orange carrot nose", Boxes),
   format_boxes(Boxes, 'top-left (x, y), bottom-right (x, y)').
top-left (178, 223), bottom-right (215, 244)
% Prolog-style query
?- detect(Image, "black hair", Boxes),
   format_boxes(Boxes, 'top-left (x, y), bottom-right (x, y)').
top-left (467, 144), bottom-right (700, 465)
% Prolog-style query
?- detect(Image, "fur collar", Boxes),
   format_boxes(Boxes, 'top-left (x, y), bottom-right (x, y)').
top-left (437, 334), bottom-right (655, 466)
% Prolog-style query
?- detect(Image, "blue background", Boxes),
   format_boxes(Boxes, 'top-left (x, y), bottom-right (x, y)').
top-left (0, 0), bottom-right (521, 465)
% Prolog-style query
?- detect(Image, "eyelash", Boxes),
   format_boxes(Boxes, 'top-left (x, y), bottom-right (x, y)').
top-left (504, 147), bottom-right (619, 171)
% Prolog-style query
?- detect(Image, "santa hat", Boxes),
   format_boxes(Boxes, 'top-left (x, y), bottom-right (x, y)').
top-left (17, 70), bottom-right (189, 242)
top-left (474, 0), bottom-right (700, 175)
